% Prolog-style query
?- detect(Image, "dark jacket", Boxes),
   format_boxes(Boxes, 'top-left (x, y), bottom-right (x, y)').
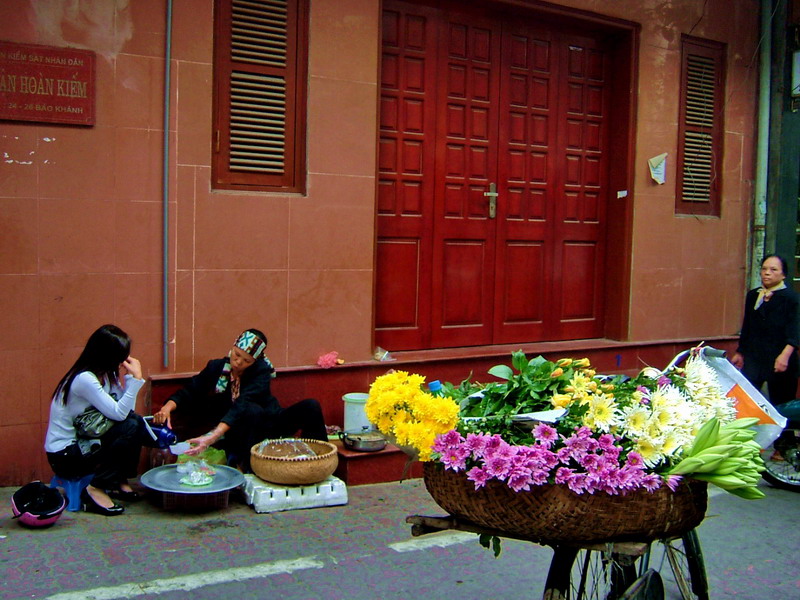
top-left (167, 358), bottom-right (281, 427)
top-left (737, 287), bottom-right (800, 368)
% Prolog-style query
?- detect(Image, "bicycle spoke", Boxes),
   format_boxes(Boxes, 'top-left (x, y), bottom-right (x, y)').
top-left (651, 531), bottom-right (708, 600)
top-left (543, 548), bottom-right (638, 600)
top-left (762, 443), bottom-right (800, 489)
top-left (664, 540), bottom-right (693, 599)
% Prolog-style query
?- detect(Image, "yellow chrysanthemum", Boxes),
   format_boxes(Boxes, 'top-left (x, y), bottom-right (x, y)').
top-left (365, 370), bottom-right (459, 461)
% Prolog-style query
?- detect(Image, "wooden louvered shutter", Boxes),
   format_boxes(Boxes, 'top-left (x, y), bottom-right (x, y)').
top-left (213, 0), bottom-right (307, 192)
top-left (676, 36), bottom-right (725, 216)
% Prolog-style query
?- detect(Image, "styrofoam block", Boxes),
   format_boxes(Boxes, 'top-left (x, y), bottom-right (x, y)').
top-left (243, 474), bottom-right (348, 513)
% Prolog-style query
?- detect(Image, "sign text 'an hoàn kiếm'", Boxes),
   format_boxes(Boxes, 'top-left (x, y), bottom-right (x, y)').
top-left (0, 41), bottom-right (95, 126)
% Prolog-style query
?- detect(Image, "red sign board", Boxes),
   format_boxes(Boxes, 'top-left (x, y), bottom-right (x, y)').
top-left (0, 41), bottom-right (95, 126)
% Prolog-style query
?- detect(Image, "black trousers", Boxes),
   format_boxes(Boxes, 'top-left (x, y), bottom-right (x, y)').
top-left (46, 414), bottom-right (156, 489)
top-left (220, 398), bottom-right (328, 468)
top-left (742, 355), bottom-right (799, 406)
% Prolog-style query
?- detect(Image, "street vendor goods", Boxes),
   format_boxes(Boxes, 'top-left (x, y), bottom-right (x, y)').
top-left (422, 461), bottom-right (707, 543)
top-left (250, 438), bottom-right (338, 485)
top-left (139, 463), bottom-right (244, 496)
top-left (177, 460), bottom-right (216, 487)
top-left (367, 346), bottom-right (776, 551)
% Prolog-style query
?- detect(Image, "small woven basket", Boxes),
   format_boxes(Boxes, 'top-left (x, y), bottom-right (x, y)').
top-left (423, 462), bottom-right (708, 544)
top-left (250, 438), bottom-right (339, 485)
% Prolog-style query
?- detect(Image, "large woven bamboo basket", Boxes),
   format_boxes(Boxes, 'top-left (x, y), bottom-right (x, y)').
top-left (250, 438), bottom-right (339, 485)
top-left (423, 462), bottom-right (708, 544)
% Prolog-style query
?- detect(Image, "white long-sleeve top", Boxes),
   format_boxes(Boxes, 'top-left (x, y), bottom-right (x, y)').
top-left (44, 371), bottom-right (145, 453)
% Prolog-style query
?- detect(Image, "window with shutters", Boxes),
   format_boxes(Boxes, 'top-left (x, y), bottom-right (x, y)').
top-left (212, 0), bottom-right (308, 192)
top-left (676, 36), bottom-right (725, 216)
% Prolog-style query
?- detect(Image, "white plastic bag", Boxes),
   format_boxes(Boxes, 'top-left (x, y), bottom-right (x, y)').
top-left (703, 354), bottom-right (787, 448)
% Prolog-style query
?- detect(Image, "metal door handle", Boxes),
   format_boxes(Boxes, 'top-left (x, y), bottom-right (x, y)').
top-left (484, 183), bottom-right (498, 219)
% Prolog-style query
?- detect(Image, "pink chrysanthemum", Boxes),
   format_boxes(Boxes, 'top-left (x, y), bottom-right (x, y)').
top-left (466, 466), bottom-right (490, 489)
top-left (440, 445), bottom-right (470, 472)
top-left (464, 432), bottom-right (489, 457)
top-left (533, 423), bottom-right (558, 447)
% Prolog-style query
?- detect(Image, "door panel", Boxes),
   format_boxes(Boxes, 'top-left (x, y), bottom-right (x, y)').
top-left (375, 2), bottom-right (438, 349)
top-left (494, 24), bottom-right (558, 343)
top-left (430, 12), bottom-right (500, 347)
top-left (376, 2), bottom-right (611, 350)
top-left (552, 34), bottom-right (609, 340)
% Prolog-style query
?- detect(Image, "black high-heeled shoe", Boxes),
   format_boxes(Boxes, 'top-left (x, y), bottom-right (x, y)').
top-left (81, 488), bottom-right (125, 516)
top-left (107, 488), bottom-right (142, 502)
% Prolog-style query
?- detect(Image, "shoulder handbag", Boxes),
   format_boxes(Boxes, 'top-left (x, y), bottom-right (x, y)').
top-left (74, 407), bottom-right (114, 438)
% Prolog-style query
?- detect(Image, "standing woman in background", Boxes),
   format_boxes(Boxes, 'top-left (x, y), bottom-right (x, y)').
top-left (44, 324), bottom-right (146, 516)
top-left (732, 254), bottom-right (800, 405)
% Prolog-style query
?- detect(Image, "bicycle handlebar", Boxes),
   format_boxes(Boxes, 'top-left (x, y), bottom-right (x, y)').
top-left (700, 347), bottom-right (726, 359)
top-left (661, 345), bottom-right (726, 373)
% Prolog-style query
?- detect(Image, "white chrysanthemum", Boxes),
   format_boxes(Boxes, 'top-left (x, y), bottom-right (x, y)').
top-left (634, 437), bottom-right (666, 467)
top-left (670, 399), bottom-right (698, 426)
top-left (660, 429), bottom-right (686, 457)
top-left (585, 393), bottom-right (619, 432)
top-left (620, 404), bottom-right (650, 437)
top-left (684, 354), bottom-right (735, 424)
top-left (713, 401), bottom-right (737, 422)
top-left (648, 385), bottom-right (678, 413)
top-left (652, 405), bottom-right (677, 429)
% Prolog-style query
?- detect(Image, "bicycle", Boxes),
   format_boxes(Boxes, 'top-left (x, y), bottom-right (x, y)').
top-left (761, 404), bottom-right (800, 492)
top-left (406, 514), bottom-right (708, 600)
top-left (409, 346), bottom-right (732, 598)
top-left (541, 529), bottom-right (708, 600)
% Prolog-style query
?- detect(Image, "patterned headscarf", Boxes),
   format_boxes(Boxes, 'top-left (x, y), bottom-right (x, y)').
top-left (215, 330), bottom-right (275, 394)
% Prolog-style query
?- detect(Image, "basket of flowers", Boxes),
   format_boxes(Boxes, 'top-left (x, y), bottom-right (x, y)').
top-left (367, 348), bottom-right (767, 545)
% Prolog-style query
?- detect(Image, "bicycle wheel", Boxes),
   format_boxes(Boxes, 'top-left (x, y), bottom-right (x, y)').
top-left (761, 429), bottom-right (800, 492)
top-left (660, 530), bottom-right (708, 600)
top-left (620, 569), bottom-right (664, 600)
top-left (543, 545), bottom-right (639, 600)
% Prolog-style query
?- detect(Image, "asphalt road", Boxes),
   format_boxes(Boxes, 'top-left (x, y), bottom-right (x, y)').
top-left (1, 478), bottom-right (798, 600)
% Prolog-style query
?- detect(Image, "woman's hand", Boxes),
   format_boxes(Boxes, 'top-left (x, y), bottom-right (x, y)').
top-left (183, 435), bottom-right (210, 456)
top-left (183, 423), bottom-right (228, 456)
top-left (122, 357), bottom-right (143, 380)
top-left (731, 352), bottom-right (744, 370)
top-left (152, 404), bottom-right (173, 428)
top-left (775, 345), bottom-right (795, 373)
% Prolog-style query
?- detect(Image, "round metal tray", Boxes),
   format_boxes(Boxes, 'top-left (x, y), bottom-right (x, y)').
top-left (140, 464), bottom-right (245, 495)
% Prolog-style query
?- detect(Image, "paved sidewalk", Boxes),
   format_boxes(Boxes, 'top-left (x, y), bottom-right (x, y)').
top-left (2, 477), bottom-right (800, 600)
top-left (2, 477), bottom-right (549, 600)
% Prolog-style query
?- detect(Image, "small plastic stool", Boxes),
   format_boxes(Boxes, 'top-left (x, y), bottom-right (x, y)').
top-left (50, 474), bottom-right (94, 512)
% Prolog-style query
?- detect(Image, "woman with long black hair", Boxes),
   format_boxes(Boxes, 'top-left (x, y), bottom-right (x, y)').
top-left (44, 324), bottom-right (146, 516)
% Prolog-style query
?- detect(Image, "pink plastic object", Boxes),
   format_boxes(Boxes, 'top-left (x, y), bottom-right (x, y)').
top-left (11, 481), bottom-right (67, 527)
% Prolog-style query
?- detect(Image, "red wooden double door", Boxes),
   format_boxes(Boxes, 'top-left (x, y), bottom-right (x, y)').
top-left (376, 1), bottom-right (612, 350)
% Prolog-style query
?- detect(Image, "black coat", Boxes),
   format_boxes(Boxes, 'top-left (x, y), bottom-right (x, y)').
top-left (167, 358), bottom-right (282, 427)
top-left (737, 287), bottom-right (800, 374)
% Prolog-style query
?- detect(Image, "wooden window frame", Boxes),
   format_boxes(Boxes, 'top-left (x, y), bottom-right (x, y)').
top-left (212, 0), bottom-right (308, 193)
top-left (675, 36), bottom-right (726, 217)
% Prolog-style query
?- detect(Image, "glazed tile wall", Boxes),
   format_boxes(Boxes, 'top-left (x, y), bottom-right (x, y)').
top-left (0, 0), bottom-right (759, 484)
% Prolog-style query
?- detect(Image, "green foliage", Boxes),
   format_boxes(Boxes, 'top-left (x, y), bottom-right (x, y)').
top-left (457, 351), bottom-right (569, 417)
top-left (478, 533), bottom-right (503, 557)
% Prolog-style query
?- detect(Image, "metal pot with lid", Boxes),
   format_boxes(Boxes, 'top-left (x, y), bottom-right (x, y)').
top-left (339, 427), bottom-right (387, 452)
